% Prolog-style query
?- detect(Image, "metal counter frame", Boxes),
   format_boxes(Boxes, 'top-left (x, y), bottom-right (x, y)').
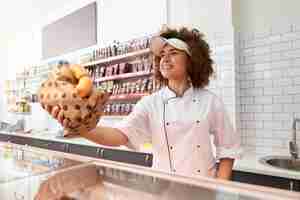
top-left (0, 132), bottom-right (152, 167)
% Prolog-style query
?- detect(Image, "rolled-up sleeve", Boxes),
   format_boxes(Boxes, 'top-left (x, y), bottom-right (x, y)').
top-left (209, 96), bottom-right (243, 160)
top-left (114, 97), bottom-right (151, 150)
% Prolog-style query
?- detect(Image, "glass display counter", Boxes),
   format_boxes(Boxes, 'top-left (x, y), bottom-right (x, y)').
top-left (0, 142), bottom-right (299, 200)
top-left (0, 142), bottom-right (90, 199)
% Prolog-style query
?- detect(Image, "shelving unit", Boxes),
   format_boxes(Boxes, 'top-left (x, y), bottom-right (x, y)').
top-left (5, 64), bottom-right (51, 106)
top-left (83, 37), bottom-right (154, 118)
top-left (83, 48), bottom-right (150, 67)
top-left (4, 36), bottom-right (154, 119)
top-left (95, 70), bottom-right (152, 83)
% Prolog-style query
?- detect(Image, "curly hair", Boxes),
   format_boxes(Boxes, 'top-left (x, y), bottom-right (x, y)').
top-left (153, 27), bottom-right (214, 89)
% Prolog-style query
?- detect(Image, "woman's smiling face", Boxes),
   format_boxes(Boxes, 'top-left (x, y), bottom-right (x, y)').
top-left (159, 44), bottom-right (190, 81)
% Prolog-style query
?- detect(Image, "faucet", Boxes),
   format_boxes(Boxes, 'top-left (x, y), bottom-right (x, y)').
top-left (290, 118), bottom-right (300, 159)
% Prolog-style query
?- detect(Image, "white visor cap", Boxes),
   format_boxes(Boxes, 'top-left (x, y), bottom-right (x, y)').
top-left (150, 36), bottom-right (191, 57)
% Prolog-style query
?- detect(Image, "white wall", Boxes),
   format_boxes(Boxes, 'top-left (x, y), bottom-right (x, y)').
top-left (234, 0), bottom-right (300, 154)
top-left (167, 0), bottom-right (233, 36)
top-left (232, 0), bottom-right (300, 32)
top-left (238, 26), bottom-right (300, 154)
top-left (100, 0), bottom-right (166, 45)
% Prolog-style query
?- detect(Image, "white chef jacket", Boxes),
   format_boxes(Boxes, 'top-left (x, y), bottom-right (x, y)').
top-left (115, 86), bottom-right (242, 178)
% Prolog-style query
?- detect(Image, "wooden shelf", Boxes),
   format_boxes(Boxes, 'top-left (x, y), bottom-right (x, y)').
top-left (83, 48), bottom-right (150, 67)
top-left (109, 93), bottom-right (149, 101)
top-left (94, 71), bottom-right (152, 82)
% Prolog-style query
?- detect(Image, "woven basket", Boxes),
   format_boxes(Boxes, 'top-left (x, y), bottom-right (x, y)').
top-left (38, 64), bottom-right (109, 136)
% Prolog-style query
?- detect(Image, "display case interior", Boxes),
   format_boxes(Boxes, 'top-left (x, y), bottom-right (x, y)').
top-left (1, 142), bottom-right (299, 200)
top-left (0, 142), bottom-right (89, 199)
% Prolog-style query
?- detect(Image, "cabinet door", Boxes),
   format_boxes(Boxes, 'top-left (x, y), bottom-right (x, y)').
top-left (232, 170), bottom-right (300, 191)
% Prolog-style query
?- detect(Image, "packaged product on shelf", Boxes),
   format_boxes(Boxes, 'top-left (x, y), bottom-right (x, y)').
top-left (117, 104), bottom-right (122, 115)
top-left (118, 62), bottom-right (131, 74)
top-left (138, 60), bottom-right (144, 72)
top-left (119, 103), bottom-right (124, 115)
top-left (112, 104), bottom-right (117, 115)
top-left (147, 78), bottom-right (154, 93)
top-left (124, 83), bottom-right (129, 94)
top-left (141, 79), bottom-right (149, 93)
top-left (143, 56), bottom-right (152, 72)
top-left (112, 84), bottom-right (117, 95)
top-left (120, 83), bottom-right (126, 94)
top-left (127, 82), bottom-right (133, 94)
top-left (125, 103), bottom-right (130, 114)
top-left (112, 64), bottom-right (119, 75)
top-left (115, 83), bottom-right (120, 95)
top-left (98, 65), bottom-right (105, 77)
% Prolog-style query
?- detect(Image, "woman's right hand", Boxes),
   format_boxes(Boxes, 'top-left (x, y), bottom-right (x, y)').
top-left (46, 105), bottom-right (70, 129)
top-left (43, 91), bottom-right (109, 131)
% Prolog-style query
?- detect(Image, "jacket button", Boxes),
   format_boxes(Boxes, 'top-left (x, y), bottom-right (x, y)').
top-left (197, 145), bottom-right (200, 148)
top-left (196, 120), bottom-right (200, 123)
top-left (170, 146), bottom-right (173, 150)
top-left (166, 122), bottom-right (170, 126)
top-left (197, 170), bottom-right (201, 173)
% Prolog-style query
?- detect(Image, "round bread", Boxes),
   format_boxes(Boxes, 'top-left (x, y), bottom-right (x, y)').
top-left (37, 64), bottom-right (110, 136)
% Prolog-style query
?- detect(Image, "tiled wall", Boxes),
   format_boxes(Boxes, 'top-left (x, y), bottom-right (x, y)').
top-left (238, 24), bottom-right (300, 153)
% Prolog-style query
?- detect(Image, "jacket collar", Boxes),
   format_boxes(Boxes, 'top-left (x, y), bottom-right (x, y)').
top-left (162, 86), bottom-right (194, 101)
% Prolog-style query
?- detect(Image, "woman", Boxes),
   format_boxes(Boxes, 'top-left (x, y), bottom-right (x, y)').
top-left (48, 27), bottom-right (241, 180)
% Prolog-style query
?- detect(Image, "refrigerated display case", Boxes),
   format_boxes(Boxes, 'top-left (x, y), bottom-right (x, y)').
top-left (1, 142), bottom-right (300, 200)
top-left (0, 142), bottom-right (89, 199)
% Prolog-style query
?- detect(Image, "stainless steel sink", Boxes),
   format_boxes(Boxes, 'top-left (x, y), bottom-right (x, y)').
top-left (259, 156), bottom-right (300, 172)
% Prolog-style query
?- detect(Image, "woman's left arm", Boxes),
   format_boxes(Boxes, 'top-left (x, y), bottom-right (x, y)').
top-left (209, 96), bottom-right (242, 180)
top-left (217, 158), bottom-right (234, 180)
